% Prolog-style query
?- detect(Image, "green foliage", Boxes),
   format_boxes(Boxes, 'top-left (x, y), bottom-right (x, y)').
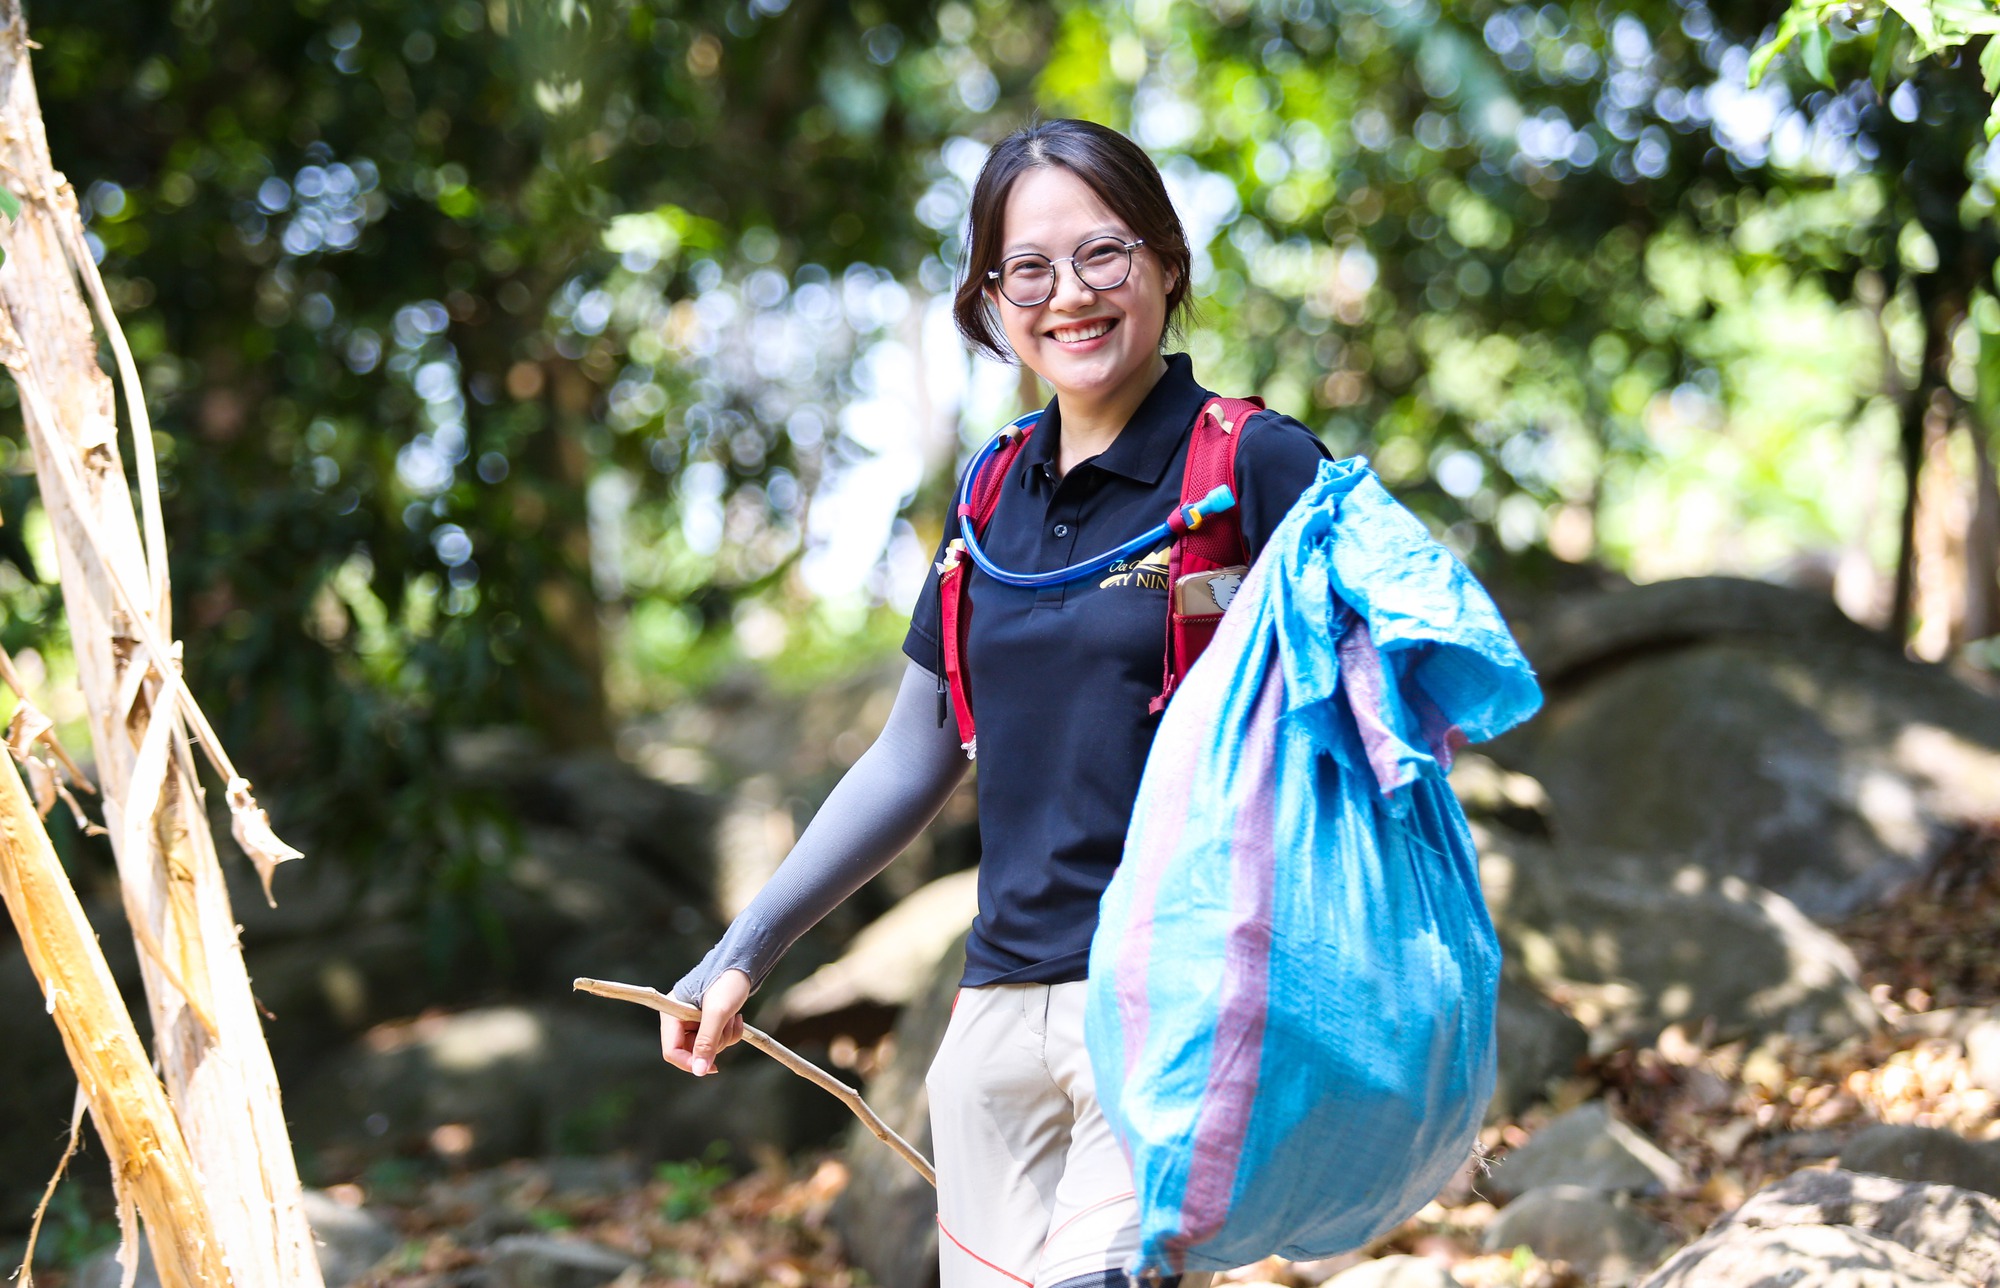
top-left (553, 1088), bottom-right (636, 1156)
top-left (13, 0), bottom-right (2000, 912)
top-left (1753, 0), bottom-right (2000, 134)
top-left (16, 0), bottom-right (987, 913)
top-left (654, 1143), bottom-right (732, 1222)
top-left (26, 1184), bottom-right (120, 1271)
top-left (0, 180), bottom-right (16, 267)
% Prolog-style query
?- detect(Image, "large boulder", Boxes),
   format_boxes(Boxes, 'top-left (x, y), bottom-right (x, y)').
top-left (286, 1003), bottom-right (845, 1172)
top-left (1481, 1185), bottom-right (1678, 1285)
top-left (1496, 578), bottom-right (2000, 919)
top-left (1479, 825), bottom-right (1882, 1051)
top-left (1489, 1102), bottom-right (1687, 1200)
top-left (829, 933), bottom-right (965, 1288)
top-left (1837, 1125), bottom-right (2000, 1199)
top-left (1510, 575), bottom-right (1883, 679)
top-left (773, 869), bottom-right (979, 1045)
top-left (1490, 974), bottom-right (1589, 1118)
top-left (1641, 1167), bottom-right (2000, 1287)
top-left (1318, 1255), bottom-right (1459, 1287)
top-left (446, 734), bottom-right (723, 907)
top-left (73, 1190), bottom-right (397, 1288)
top-left (486, 1234), bottom-right (641, 1288)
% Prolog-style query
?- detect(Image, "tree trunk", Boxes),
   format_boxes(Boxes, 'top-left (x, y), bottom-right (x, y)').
top-left (1963, 414), bottom-right (2000, 644)
top-left (1891, 303), bottom-right (1955, 644)
top-left (0, 7), bottom-right (323, 1284)
top-left (0, 754), bottom-right (230, 1288)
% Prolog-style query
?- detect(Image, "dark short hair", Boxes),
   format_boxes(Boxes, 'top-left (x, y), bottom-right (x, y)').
top-left (953, 118), bottom-right (1195, 363)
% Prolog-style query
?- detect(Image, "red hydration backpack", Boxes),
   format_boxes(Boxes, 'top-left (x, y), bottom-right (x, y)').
top-left (937, 396), bottom-right (1265, 758)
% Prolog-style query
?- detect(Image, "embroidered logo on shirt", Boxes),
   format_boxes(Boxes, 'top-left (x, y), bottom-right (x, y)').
top-left (1099, 546), bottom-right (1171, 590)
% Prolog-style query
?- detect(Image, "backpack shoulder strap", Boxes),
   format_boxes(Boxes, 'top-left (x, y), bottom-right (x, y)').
top-left (1150, 396), bottom-right (1261, 714)
top-left (938, 422), bottom-right (1035, 757)
top-left (1178, 396), bottom-right (1261, 573)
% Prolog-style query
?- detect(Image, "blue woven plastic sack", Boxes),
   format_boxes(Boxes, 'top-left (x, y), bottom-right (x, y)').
top-left (1086, 457), bottom-right (1542, 1278)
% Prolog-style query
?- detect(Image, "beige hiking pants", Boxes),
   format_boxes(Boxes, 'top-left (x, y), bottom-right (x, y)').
top-left (926, 980), bottom-right (1213, 1288)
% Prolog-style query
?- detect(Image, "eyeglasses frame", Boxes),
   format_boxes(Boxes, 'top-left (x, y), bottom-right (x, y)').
top-left (985, 237), bottom-right (1148, 308)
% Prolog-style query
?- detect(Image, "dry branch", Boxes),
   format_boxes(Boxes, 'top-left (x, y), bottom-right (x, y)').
top-left (0, 761), bottom-right (232, 1288)
top-left (0, 5), bottom-right (323, 1283)
top-left (573, 975), bottom-right (938, 1187)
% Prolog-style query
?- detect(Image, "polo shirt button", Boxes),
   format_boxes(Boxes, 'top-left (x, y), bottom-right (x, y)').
top-left (1053, 523), bottom-right (1070, 538)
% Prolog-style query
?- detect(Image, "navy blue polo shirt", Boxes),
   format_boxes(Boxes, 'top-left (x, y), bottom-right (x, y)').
top-left (904, 354), bottom-right (1330, 987)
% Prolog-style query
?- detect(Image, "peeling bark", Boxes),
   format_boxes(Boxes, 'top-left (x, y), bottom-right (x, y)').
top-left (0, 5), bottom-right (322, 1284)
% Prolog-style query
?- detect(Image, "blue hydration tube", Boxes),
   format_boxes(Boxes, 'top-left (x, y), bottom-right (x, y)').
top-left (954, 412), bottom-right (1239, 589)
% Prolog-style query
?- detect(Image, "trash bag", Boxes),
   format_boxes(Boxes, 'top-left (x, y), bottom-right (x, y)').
top-left (1087, 457), bottom-right (1543, 1278)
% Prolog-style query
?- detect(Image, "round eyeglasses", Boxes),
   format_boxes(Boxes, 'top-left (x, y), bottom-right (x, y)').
top-left (986, 237), bottom-right (1145, 308)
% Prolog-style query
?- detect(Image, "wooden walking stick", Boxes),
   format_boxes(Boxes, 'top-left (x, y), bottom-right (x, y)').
top-left (573, 976), bottom-right (936, 1187)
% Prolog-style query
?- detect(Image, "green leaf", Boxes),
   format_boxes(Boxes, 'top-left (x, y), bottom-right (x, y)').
top-left (1801, 23), bottom-right (1836, 87)
top-left (1885, 0), bottom-right (1943, 51)
top-left (1988, 97), bottom-right (2000, 141)
top-left (1749, 15), bottom-right (1800, 88)
top-left (1873, 10), bottom-right (1909, 95)
top-left (1983, 31), bottom-right (2000, 92)
top-left (0, 185), bottom-right (20, 222)
top-left (1931, 0), bottom-right (2000, 41)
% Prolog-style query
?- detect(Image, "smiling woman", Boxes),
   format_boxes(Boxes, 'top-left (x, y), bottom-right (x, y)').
top-left (663, 118), bottom-right (1329, 1288)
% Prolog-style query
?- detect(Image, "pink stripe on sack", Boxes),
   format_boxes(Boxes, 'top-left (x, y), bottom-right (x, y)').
top-left (1116, 706), bottom-right (1202, 1073)
top-left (1164, 667), bottom-right (1283, 1267)
top-left (1338, 618), bottom-right (1406, 793)
top-left (1116, 583), bottom-right (1265, 1072)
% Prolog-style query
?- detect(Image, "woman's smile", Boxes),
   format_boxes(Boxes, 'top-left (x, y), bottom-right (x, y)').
top-left (1048, 318), bottom-right (1118, 347)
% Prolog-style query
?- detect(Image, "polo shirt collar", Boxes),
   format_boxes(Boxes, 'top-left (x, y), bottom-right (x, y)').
top-left (1018, 353), bottom-right (1211, 487)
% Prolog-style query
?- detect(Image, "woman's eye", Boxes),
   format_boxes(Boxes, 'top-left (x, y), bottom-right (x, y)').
top-left (1008, 263), bottom-right (1052, 282)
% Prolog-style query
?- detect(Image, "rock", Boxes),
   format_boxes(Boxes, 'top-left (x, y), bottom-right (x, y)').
top-left (244, 922), bottom-right (433, 1059)
top-left (74, 1244), bottom-right (162, 1288)
top-left (1893, 1005), bottom-right (2000, 1043)
top-left (486, 1234), bottom-right (640, 1288)
top-left (773, 869), bottom-right (979, 1045)
top-left (1495, 580), bottom-right (2000, 918)
top-left (1490, 975), bottom-right (1588, 1118)
top-left (73, 1190), bottom-right (398, 1288)
top-left (1316, 1253), bottom-right (1459, 1287)
top-left (830, 933), bottom-right (966, 1288)
top-left (1490, 1102), bottom-right (1688, 1200)
top-left (1514, 575), bottom-right (1884, 681)
top-left (448, 737), bottom-right (723, 906)
top-left (1968, 1018), bottom-right (2000, 1096)
top-left (1450, 753), bottom-right (1553, 838)
top-left (1483, 1185), bottom-right (1677, 1285)
top-left (1641, 1167), bottom-right (2000, 1287)
top-left (286, 1003), bottom-right (844, 1169)
top-left (300, 1189), bottom-right (399, 1285)
top-left (1647, 1223), bottom-right (1970, 1286)
top-left (1479, 825), bottom-right (1882, 1051)
top-left (1837, 1124), bottom-right (2000, 1199)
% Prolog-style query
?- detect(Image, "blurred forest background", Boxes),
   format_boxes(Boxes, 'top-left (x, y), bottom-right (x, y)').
top-left (9, 0), bottom-right (2000, 1282)
top-left (8, 0), bottom-right (1996, 903)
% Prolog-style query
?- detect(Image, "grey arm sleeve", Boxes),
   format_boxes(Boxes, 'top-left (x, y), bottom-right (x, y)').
top-left (671, 660), bottom-right (971, 1007)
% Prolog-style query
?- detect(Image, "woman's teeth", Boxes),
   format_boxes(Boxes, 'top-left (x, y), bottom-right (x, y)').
top-left (1051, 320), bottom-right (1115, 344)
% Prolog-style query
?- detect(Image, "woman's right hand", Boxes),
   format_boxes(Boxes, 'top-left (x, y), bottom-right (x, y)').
top-left (660, 968), bottom-right (751, 1076)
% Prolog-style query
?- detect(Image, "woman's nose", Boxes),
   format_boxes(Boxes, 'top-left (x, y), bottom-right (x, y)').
top-left (1046, 260), bottom-right (1098, 310)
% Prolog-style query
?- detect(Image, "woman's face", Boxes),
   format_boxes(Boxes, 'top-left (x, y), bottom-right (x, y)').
top-left (987, 165), bottom-right (1174, 410)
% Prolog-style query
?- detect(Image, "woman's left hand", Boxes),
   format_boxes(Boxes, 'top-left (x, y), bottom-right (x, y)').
top-left (660, 968), bottom-right (751, 1076)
